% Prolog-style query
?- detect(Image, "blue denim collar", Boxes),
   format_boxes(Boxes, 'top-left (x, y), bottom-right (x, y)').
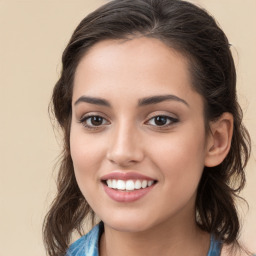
top-left (67, 223), bottom-right (221, 256)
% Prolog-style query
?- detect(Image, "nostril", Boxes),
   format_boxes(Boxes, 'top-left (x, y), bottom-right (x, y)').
top-left (106, 152), bottom-right (144, 167)
top-left (106, 136), bottom-right (144, 166)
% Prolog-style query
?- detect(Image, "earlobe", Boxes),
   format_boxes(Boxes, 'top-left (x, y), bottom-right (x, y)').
top-left (204, 112), bottom-right (233, 167)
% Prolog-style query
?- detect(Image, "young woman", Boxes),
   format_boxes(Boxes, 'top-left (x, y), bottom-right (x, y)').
top-left (43, 0), bottom-right (253, 255)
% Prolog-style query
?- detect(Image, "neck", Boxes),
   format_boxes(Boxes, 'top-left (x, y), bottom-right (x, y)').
top-left (99, 212), bottom-right (210, 256)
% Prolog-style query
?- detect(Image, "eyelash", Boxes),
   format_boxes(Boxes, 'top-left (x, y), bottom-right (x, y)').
top-left (78, 114), bottom-right (179, 130)
top-left (145, 115), bottom-right (179, 128)
top-left (78, 114), bottom-right (110, 130)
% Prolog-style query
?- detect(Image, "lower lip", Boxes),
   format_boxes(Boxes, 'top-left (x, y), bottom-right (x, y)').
top-left (103, 183), bottom-right (155, 203)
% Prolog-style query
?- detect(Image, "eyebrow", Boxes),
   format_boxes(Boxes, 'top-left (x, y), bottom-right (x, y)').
top-left (138, 94), bottom-right (189, 107)
top-left (74, 96), bottom-right (111, 107)
top-left (74, 94), bottom-right (189, 108)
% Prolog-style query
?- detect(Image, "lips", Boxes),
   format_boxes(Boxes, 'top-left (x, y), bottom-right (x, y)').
top-left (101, 171), bottom-right (157, 202)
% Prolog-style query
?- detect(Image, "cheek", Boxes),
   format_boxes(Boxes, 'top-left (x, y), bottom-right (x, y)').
top-left (70, 131), bottom-right (104, 206)
top-left (70, 128), bottom-right (102, 195)
top-left (148, 127), bottom-right (206, 192)
top-left (70, 126), bottom-right (104, 169)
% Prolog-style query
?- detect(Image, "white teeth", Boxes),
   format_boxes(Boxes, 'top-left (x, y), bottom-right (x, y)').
top-left (148, 180), bottom-right (153, 186)
top-left (126, 180), bottom-right (135, 190)
top-left (134, 180), bottom-right (142, 189)
top-left (106, 180), bottom-right (112, 187)
top-left (106, 179), bottom-right (155, 191)
top-left (116, 180), bottom-right (126, 190)
top-left (112, 179), bottom-right (117, 189)
top-left (141, 180), bottom-right (147, 188)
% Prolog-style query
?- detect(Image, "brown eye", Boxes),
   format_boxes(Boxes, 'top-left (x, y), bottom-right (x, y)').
top-left (89, 116), bottom-right (104, 126)
top-left (80, 115), bottom-right (109, 128)
top-left (155, 116), bottom-right (169, 126)
top-left (147, 115), bottom-right (178, 127)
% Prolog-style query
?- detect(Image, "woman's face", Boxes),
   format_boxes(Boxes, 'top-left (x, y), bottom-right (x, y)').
top-left (70, 37), bottom-right (210, 232)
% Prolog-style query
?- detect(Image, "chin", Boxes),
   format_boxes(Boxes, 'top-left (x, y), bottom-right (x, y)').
top-left (99, 210), bottom-right (159, 233)
top-left (106, 220), bottom-right (151, 233)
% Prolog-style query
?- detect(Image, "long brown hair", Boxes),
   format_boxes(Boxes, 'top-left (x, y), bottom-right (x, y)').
top-left (43, 0), bottom-right (251, 255)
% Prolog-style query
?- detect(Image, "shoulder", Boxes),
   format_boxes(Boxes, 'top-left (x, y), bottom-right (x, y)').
top-left (67, 235), bottom-right (87, 256)
top-left (66, 223), bottom-right (103, 256)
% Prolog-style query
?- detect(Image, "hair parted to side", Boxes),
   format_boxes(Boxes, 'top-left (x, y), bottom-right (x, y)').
top-left (43, 0), bottom-right (251, 255)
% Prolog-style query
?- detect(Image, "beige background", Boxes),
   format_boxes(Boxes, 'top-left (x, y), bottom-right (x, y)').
top-left (0, 0), bottom-right (255, 255)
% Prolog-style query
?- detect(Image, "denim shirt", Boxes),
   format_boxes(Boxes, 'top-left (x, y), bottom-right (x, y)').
top-left (66, 222), bottom-right (221, 256)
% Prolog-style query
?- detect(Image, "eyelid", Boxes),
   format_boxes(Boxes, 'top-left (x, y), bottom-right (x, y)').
top-left (80, 115), bottom-right (108, 124)
top-left (145, 111), bottom-right (178, 121)
top-left (144, 112), bottom-right (179, 127)
top-left (146, 116), bottom-right (178, 125)
top-left (79, 111), bottom-right (109, 121)
top-left (78, 112), bottom-right (110, 130)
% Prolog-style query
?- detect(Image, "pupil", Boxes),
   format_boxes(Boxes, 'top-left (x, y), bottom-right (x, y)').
top-left (91, 116), bottom-right (103, 126)
top-left (155, 116), bottom-right (167, 126)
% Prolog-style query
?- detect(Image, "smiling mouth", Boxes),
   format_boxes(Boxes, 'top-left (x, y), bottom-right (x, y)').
top-left (102, 179), bottom-right (157, 191)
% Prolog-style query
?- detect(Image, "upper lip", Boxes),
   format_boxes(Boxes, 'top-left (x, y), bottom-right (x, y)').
top-left (101, 171), bottom-right (156, 181)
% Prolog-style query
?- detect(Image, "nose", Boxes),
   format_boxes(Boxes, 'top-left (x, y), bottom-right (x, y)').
top-left (106, 122), bottom-right (144, 167)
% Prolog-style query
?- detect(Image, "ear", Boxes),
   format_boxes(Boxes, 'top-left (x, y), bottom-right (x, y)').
top-left (204, 112), bottom-right (233, 167)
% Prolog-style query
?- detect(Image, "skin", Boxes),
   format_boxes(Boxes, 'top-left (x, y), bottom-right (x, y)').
top-left (70, 37), bottom-right (233, 256)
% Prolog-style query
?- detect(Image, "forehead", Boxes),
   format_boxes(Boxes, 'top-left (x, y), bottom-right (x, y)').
top-left (73, 37), bottom-right (203, 111)
top-left (75, 37), bottom-right (189, 81)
